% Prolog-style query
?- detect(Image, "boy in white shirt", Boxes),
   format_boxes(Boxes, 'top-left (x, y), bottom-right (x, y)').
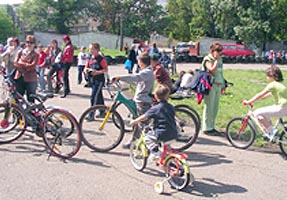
top-left (77, 46), bottom-right (87, 84)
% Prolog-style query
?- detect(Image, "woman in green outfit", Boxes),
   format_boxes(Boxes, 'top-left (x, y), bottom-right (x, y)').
top-left (202, 43), bottom-right (225, 135)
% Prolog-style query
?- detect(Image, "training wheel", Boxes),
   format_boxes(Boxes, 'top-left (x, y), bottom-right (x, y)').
top-left (154, 181), bottom-right (164, 194)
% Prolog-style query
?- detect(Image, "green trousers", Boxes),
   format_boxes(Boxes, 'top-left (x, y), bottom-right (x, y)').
top-left (202, 84), bottom-right (222, 131)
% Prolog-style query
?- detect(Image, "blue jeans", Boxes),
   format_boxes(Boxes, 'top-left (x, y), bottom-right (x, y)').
top-left (77, 65), bottom-right (85, 84)
top-left (37, 67), bottom-right (46, 90)
top-left (15, 76), bottom-right (37, 103)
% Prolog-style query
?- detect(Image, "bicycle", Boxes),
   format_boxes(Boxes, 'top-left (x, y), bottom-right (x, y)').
top-left (44, 67), bottom-right (63, 93)
top-left (226, 103), bottom-right (287, 157)
top-left (129, 127), bottom-right (194, 193)
top-left (79, 81), bottom-right (200, 152)
top-left (0, 66), bottom-right (81, 159)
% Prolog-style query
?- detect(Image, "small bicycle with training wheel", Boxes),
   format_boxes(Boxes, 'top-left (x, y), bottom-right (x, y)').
top-left (129, 127), bottom-right (194, 194)
top-left (0, 66), bottom-right (81, 159)
top-left (79, 81), bottom-right (200, 152)
top-left (226, 103), bottom-right (287, 157)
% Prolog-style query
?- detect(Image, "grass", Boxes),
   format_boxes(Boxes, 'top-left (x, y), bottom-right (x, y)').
top-left (170, 69), bottom-right (287, 147)
top-left (74, 47), bottom-right (125, 58)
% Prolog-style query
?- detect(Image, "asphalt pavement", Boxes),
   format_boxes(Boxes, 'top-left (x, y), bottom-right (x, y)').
top-left (0, 63), bottom-right (286, 200)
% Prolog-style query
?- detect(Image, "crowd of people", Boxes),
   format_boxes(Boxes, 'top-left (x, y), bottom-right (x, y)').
top-left (1, 35), bottom-right (284, 151)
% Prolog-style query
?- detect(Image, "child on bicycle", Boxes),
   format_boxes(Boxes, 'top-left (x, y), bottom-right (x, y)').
top-left (242, 65), bottom-right (287, 140)
top-left (111, 52), bottom-right (154, 148)
top-left (130, 84), bottom-right (178, 159)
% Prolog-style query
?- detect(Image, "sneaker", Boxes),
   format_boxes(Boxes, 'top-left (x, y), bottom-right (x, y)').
top-left (95, 112), bottom-right (106, 118)
top-left (149, 151), bottom-right (161, 161)
top-left (85, 115), bottom-right (95, 122)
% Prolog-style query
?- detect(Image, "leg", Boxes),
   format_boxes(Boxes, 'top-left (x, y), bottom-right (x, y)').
top-left (61, 63), bottom-right (71, 97)
top-left (202, 84), bottom-right (221, 132)
top-left (25, 81), bottom-right (37, 103)
top-left (144, 130), bottom-right (159, 152)
top-left (47, 65), bottom-right (57, 92)
top-left (38, 67), bottom-right (46, 91)
top-left (77, 65), bottom-right (84, 84)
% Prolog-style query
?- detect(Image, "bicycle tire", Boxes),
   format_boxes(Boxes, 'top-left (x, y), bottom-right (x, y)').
top-left (113, 102), bottom-right (134, 132)
top-left (174, 104), bottom-right (201, 129)
top-left (169, 108), bottom-right (200, 151)
top-left (279, 130), bottom-right (287, 157)
top-left (42, 109), bottom-right (81, 159)
top-left (226, 117), bottom-right (256, 149)
top-left (165, 156), bottom-right (190, 191)
top-left (79, 105), bottom-right (125, 152)
top-left (0, 103), bottom-right (26, 144)
top-left (129, 139), bottom-right (148, 171)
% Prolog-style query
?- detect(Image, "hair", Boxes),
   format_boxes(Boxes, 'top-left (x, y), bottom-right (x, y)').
top-left (90, 43), bottom-right (100, 50)
top-left (210, 42), bottom-right (223, 53)
top-left (13, 37), bottom-right (20, 46)
top-left (138, 52), bottom-right (150, 66)
top-left (265, 65), bottom-right (284, 82)
top-left (155, 84), bottom-right (170, 101)
top-left (62, 35), bottom-right (71, 42)
top-left (51, 39), bottom-right (58, 46)
top-left (26, 35), bottom-right (36, 43)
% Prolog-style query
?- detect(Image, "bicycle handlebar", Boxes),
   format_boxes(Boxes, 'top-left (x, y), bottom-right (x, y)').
top-left (241, 101), bottom-right (253, 109)
top-left (106, 80), bottom-right (122, 99)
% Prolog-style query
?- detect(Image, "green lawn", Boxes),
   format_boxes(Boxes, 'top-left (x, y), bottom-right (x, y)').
top-left (170, 69), bottom-right (287, 147)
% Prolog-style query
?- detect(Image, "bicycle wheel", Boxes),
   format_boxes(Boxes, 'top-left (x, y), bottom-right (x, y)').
top-left (42, 109), bottom-right (81, 159)
top-left (279, 130), bottom-right (287, 157)
top-left (170, 108), bottom-right (200, 151)
top-left (165, 156), bottom-right (190, 191)
top-left (79, 105), bottom-right (125, 152)
top-left (129, 139), bottom-right (148, 171)
top-left (174, 104), bottom-right (201, 129)
top-left (0, 103), bottom-right (26, 143)
top-left (226, 117), bottom-right (256, 149)
top-left (113, 102), bottom-right (134, 132)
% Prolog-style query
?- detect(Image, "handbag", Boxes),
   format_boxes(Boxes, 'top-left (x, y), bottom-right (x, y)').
top-left (124, 59), bottom-right (132, 70)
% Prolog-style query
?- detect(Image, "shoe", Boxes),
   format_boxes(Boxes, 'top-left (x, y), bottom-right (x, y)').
top-left (85, 116), bottom-right (95, 122)
top-left (122, 140), bottom-right (132, 149)
top-left (84, 83), bottom-right (91, 88)
top-left (203, 130), bottom-right (214, 135)
top-left (149, 151), bottom-right (161, 161)
top-left (95, 112), bottom-right (106, 118)
top-left (60, 93), bottom-right (68, 98)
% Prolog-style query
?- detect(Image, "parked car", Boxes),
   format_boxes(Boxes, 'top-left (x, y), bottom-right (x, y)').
top-left (176, 42), bottom-right (191, 54)
top-left (221, 44), bottom-right (254, 57)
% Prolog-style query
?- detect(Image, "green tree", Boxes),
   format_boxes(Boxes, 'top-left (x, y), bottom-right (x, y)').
top-left (0, 6), bottom-right (18, 44)
top-left (17, 0), bottom-right (96, 34)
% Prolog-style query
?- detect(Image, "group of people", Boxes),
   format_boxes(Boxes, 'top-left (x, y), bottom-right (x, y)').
top-left (1, 35), bottom-right (285, 159)
top-left (125, 42), bottom-right (177, 75)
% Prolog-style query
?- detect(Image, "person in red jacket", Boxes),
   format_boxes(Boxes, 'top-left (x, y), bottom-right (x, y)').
top-left (60, 35), bottom-right (74, 98)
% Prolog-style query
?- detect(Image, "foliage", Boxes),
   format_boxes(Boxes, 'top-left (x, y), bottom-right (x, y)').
top-left (16, 0), bottom-right (96, 34)
top-left (0, 6), bottom-right (18, 44)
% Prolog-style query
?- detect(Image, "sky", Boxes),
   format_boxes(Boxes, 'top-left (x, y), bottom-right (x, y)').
top-left (0, 0), bottom-right (24, 5)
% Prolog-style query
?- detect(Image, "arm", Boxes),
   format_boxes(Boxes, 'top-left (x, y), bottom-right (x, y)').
top-left (130, 114), bottom-right (147, 126)
top-left (243, 89), bottom-right (271, 104)
top-left (204, 59), bottom-right (218, 74)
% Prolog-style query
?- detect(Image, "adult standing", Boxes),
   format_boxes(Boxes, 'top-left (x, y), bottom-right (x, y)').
top-left (84, 43), bottom-right (108, 120)
top-left (77, 46), bottom-right (87, 84)
top-left (46, 39), bottom-right (62, 94)
top-left (60, 35), bottom-right (74, 98)
top-left (202, 43), bottom-right (225, 135)
top-left (127, 45), bottom-right (137, 74)
top-left (14, 35), bottom-right (39, 103)
top-left (170, 46), bottom-right (177, 75)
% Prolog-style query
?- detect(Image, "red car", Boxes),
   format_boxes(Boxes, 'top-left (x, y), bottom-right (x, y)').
top-left (221, 44), bottom-right (254, 57)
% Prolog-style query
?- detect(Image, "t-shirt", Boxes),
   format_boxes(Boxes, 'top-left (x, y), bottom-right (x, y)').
top-left (180, 73), bottom-right (193, 88)
top-left (202, 54), bottom-right (224, 85)
top-left (145, 100), bottom-right (177, 141)
top-left (264, 81), bottom-right (287, 106)
top-left (86, 55), bottom-right (107, 82)
top-left (77, 52), bottom-right (87, 66)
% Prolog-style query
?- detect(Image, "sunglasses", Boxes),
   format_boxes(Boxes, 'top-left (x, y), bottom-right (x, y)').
top-left (26, 41), bottom-right (35, 44)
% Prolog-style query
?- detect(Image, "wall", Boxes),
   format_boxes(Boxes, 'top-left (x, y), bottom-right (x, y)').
top-left (33, 31), bottom-right (134, 50)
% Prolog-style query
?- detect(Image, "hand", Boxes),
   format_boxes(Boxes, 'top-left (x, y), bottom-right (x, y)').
top-left (221, 88), bottom-right (226, 95)
top-left (111, 77), bottom-right (119, 83)
top-left (130, 119), bottom-right (138, 126)
top-left (242, 100), bottom-right (250, 105)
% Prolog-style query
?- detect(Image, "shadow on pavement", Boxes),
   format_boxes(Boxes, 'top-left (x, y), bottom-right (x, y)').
top-left (183, 178), bottom-right (247, 197)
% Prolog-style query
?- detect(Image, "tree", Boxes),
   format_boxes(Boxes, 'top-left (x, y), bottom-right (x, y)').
top-left (17, 0), bottom-right (97, 34)
top-left (0, 6), bottom-right (18, 44)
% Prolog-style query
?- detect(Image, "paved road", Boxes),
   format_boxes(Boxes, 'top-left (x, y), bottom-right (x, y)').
top-left (0, 63), bottom-right (286, 200)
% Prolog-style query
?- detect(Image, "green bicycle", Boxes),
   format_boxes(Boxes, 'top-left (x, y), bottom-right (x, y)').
top-left (79, 81), bottom-right (200, 152)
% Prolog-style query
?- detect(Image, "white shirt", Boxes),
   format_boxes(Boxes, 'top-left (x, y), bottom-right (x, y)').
top-left (180, 73), bottom-right (193, 88)
top-left (77, 52), bottom-right (87, 66)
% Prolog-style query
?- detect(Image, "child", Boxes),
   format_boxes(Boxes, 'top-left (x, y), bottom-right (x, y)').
top-left (77, 46), bottom-right (87, 84)
top-left (112, 52), bottom-right (154, 148)
top-left (130, 84), bottom-right (178, 159)
top-left (243, 65), bottom-right (287, 141)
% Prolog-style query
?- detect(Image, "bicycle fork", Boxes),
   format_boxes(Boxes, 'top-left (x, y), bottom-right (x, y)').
top-left (99, 107), bottom-right (112, 130)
